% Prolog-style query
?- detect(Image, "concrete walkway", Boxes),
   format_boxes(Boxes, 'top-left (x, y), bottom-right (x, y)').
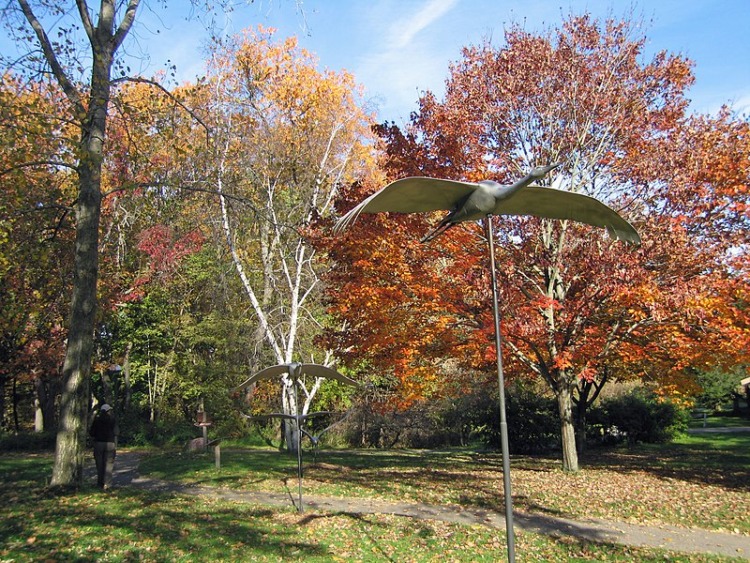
top-left (104, 452), bottom-right (749, 560)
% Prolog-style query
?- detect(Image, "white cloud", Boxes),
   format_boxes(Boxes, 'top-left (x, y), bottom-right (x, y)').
top-left (726, 93), bottom-right (750, 116)
top-left (386, 0), bottom-right (459, 49)
top-left (355, 0), bottom-right (460, 121)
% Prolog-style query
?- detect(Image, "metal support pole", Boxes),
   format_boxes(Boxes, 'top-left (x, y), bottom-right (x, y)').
top-left (294, 385), bottom-right (304, 513)
top-left (485, 218), bottom-right (515, 563)
top-left (297, 416), bottom-right (303, 512)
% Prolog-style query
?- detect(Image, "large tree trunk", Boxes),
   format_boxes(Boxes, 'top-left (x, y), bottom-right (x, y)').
top-left (50, 47), bottom-right (109, 489)
top-left (44, 0), bottom-right (141, 487)
top-left (50, 151), bottom-right (101, 487)
top-left (556, 384), bottom-right (579, 472)
top-left (17, 0), bottom-right (139, 489)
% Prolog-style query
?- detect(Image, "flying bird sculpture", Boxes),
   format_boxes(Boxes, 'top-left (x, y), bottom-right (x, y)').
top-left (334, 163), bottom-right (640, 244)
top-left (236, 362), bottom-right (361, 391)
top-left (332, 162), bottom-right (640, 561)
top-left (234, 362), bottom-right (361, 513)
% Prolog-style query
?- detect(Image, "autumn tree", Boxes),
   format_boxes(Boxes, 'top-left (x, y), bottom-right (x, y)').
top-left (2, 0), bottom-right (144, 486)
top-left (327, 14), bottom-right (748, 471)
top-left (0, 0), bottom-right (231, 486)
top-left (0, 73), bottom-right (78, 432)
top-left (170, 27), bottom-right (378, 451)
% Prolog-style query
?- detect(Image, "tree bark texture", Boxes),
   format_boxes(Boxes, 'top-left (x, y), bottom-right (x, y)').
top-left (557, 384), bottom-right (579, 472)
top-left (50, 135), bottom-right (102, 487)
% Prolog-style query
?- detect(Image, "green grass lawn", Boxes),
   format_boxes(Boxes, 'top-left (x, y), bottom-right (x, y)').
top-left (689, 414), bottom-right (750, 429)
top-left (1, 432), bottom-right (748, 562)
top-left (139, 432), bottom-right (750, 534)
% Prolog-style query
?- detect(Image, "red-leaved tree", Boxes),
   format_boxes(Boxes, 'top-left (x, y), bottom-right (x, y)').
top-left (324, 14), bottom-right (749, 471)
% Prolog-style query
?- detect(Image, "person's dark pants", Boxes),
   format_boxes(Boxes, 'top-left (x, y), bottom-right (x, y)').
top-left (93, 441), bottom-right (116, 489)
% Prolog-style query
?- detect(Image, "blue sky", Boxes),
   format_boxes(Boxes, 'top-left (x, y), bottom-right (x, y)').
top-left (136, 0), bottom-right (749, 124)
top-left (9, 1), bottom-right (750, 123)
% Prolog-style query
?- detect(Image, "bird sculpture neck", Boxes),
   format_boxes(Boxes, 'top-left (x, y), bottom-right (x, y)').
top-left (508, 171), bottom-right (541, 193)
top-left (504, 163), bottom-right (561, 197)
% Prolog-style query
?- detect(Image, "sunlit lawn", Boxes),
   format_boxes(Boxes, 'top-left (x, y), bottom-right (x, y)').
top-left (140, 431), bottom-right (750, 535)
top-left (1, 429), bottom-right (748, 562)
top-left (688, 414), bottom-right (750, 429)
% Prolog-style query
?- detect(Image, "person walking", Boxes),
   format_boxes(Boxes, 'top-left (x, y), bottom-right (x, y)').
top-left (89, 404), bottom-right (117, 489)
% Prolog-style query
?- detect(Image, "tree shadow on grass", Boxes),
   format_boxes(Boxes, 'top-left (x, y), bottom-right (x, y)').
top-left (297, 512), bottom-right (397, 562)
top-left (1, 485), bottom-right (329, 562)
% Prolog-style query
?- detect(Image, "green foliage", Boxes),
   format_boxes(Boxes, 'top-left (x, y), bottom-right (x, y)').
top-left (437, 387), bottom-right (561, 454)
top-left (588, 388), bottom-right (690, 445)
top-left (506, 391), bottom-right (560, 454)
top-left (90, 243), bottom-right (262, 446)
top-left (694, 366), bottom-right (746, 412)
top-left (118, 416), bottom-right (198, 448)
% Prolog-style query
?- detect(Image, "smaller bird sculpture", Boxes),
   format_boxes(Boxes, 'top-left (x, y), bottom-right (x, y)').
top-left (234, 363), bottom-right (361, 513)
top-left (236, 362), bottom-right (361, 391)
top-left (334, 163), bottom-right (640, 244)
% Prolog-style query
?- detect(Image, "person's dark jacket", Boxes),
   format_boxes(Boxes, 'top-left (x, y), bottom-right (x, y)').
top-left (89, 411), bottom-right (116, 443)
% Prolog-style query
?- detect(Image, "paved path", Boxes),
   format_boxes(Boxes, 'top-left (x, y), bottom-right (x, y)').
top-left (103, 452), bottom-right (749, 560)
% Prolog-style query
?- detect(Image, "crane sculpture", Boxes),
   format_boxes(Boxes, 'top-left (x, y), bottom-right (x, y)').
top-left (333, 163), bottom-right (640, 562)
top-left (334, 163), bottom-right (640, 244)
top-left (235, 363), bottom-right (361, 512)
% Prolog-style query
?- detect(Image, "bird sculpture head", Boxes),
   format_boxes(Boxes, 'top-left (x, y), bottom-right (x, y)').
top-left (528, 163), bottom-right (562, 179)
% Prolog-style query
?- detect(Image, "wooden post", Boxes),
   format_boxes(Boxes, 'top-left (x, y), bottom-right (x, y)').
top-left (214, 444), bottom-right (221, 470)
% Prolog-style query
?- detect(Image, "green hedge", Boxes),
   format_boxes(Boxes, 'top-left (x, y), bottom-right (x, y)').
top-left (587, 389), bottom-right (689, 445)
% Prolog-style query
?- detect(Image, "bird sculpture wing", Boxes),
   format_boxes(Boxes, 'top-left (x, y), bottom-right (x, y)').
top-left (236, 363), bottom-right (361, 391)
top-left (235, 364), bottom-right (290, 391)
top-left (334, 177), bottom-right (477, 233)
top-left (494, 186), bottom-right (641, 244)
top-left (239, 412), bottom-right (299, 421)
top-left (299, 364), bottom-right (362, 388)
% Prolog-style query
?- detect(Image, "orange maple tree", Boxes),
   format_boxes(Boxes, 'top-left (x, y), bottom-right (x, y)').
top-left (322, 14), bottom-right (749, 471)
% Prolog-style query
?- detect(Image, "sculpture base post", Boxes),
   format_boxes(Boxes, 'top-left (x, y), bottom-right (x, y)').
top-left (485, 218), bottom-right (515, 563)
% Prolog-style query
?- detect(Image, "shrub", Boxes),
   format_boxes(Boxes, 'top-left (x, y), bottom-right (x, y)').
top-left (589, 388), bottom-right (689, 444)
top-left (436, 387), bottom-right (560, 454)
top-left (505, 389), bottom-right (560, 454)
top-left (336, 386), bottom-right (561, 453)
top-left (341, 403), bottom-right (457, 449)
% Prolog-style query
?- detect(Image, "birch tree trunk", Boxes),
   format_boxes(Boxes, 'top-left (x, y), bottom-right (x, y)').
top-left (201, 32), bottom-right (374, 453)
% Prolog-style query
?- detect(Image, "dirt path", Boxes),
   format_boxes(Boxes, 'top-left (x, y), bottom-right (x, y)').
top-left (105, 451), bottom-right (749, 560)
